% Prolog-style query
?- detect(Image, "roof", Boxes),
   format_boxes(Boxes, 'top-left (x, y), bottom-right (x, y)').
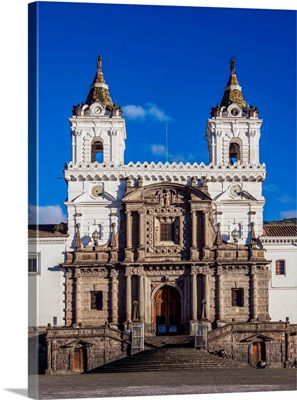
top-left (85, 55), bottom-right (113, 107)
top-left (262, 224), bottom-right (297, 237)
top-left (220, 58), bottom-right (247, 108)
top-left (28, 224), bottom-right (68, 238)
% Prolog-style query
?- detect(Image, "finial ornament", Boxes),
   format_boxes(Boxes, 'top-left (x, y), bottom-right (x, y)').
top-left (97, 55), bottom-right (103, 72)
top-left (230, 57), bottom-right (235, 74)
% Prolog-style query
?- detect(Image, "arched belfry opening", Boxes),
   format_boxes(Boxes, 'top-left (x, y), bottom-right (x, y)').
top-left (91, 138), bottom-right (104, 162)
top-left (229, 139), bottom-right (241, 164)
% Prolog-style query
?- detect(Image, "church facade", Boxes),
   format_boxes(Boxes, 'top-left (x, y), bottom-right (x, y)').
top-left (44, 56), bottom-right (297, 374)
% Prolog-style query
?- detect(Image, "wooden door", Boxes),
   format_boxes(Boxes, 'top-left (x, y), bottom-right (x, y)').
top-left (73, 348), bottom-right (87, 372)
top-left (252, 342), bottom-right (266, 367)
top-left (154, 286), bottom-right (181, 335)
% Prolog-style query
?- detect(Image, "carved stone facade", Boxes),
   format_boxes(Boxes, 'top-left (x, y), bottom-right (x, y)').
top-left (45, 57), bottom-right (296, 373)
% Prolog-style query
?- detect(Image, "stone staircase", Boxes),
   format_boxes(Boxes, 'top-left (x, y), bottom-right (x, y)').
top-left (89, 336), bottom-right (250, 373)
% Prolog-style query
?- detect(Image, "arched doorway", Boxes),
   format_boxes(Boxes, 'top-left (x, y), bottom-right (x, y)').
top-left (154, 286), bottom-right (181, 335)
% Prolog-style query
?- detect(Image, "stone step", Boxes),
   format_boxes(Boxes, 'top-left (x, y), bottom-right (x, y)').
top-left (90, 345), bottom-right (249, 373)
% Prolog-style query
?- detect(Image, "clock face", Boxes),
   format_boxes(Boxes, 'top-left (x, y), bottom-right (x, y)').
top-left (231, 107), bottom-right (239, 116)
top-left (91, 185), bottom-right (103, 197)
top-left (92, 105), bottom-right (103, 116)
top-left (229, 184), bottom-right (242, 197)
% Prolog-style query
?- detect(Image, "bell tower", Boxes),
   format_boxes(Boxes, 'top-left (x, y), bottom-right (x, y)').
top-left (206, 58), bottom-right (262, 166)
top-left (205, 59), bottom-right (266, 245)
top-left (64, 56), bottom-right (127, 250)
top-left (69, 55), bottom-right (126, 165)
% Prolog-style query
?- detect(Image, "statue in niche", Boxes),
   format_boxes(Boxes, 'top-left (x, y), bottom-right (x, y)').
top-left (132, 300), bottom-right (139, 322)
top-left (201, 299), bottom-right (207, 320)
top-left (163, 191), bottom-right (171, 206)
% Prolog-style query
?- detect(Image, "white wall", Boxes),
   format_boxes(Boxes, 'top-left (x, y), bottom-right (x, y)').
top-left (262, 239), bottom-right (297, 324)
top-left (28, 238), bottom-right (66, 328)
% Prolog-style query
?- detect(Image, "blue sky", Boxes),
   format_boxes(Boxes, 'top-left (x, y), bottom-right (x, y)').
top-left (29, 1), bottom-right (297, 224)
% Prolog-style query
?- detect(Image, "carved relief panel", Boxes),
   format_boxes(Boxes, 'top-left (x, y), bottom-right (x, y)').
top-left (121, 183), bottom-right (213, 262)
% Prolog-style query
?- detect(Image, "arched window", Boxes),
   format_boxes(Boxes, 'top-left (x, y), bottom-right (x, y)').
top-left (91, 139), bottom-right (104, 162)
top-left (275, 260), bottom-right (286, 275)
top-left (229, 139), bottom-right (242, 164)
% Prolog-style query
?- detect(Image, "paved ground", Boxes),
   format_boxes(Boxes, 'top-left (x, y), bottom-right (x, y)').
top-left (29, 369), bottom-right (297, 399)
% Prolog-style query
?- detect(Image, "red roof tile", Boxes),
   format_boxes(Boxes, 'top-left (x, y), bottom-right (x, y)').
top-left (28, 224), bottom-right (68, 238)
top-left (262, 224), bottom-right (297, 237)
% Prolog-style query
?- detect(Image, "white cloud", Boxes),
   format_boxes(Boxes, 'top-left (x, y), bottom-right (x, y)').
top-left (123, 103), bottom-right (170, 122)
top-left (276, 196), bottom-right (296, 204)
top-left (280, 210), bottom-right (297, 219)
top-left (28, 205), bottom-right (67, 224)
top-left (263, 184), bottom-right (279, 192)
top-left (122, 105), bottom-right (146, 119)
top-left (151, 144), bottom-right (166, 156)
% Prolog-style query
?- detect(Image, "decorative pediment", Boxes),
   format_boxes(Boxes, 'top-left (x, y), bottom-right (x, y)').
top-left (123, 182), bottom-right (212, 204)
top-left (60, 339), bottom-right (94, 349)
top-left (213, 189), bottom-right (257, 201)
top-left (72, 190), bottom-right (117, 203)
top-left (239, 334), bottom-right (273, 343)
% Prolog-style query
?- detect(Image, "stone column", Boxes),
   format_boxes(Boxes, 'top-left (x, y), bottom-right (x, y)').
top-left (126, 211), bottom-right (132, 249)
top-left (46, 337), bottom-right (52, 374)
top-left (191, 210), bottom-right (197, 248)
top-left (191, 266), bottom-right (198, 321)
top-left (110, 270), bottom-right (118, 325)
top-left (217, 267), bottom-right (224, 321)
top-left (251, 265), bottom-right (258, 321)
top-left (139, 270), bottom-right (145, 322)
top-left (139, 211), bottom-right (144, 247)
top-left (179, 214), bottom-right (184, 246)
top-left (125, 269), bottom-right (132, 322)
top-left (75, 271), bottom-right (82, 324)
top-left (204, 211), bottom-right (209, 247)
top-left (204, 273), bottom-right (210, 320)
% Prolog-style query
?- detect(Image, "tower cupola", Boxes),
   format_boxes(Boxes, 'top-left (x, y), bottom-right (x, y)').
top-left (220, 58), bottom-right (246, 108)
top-left (68, 54), bottom-right (126, 165)
top-left (206, 58), bottom-right (263, 165)
top-left (85, 55), bottom-right (113, 107)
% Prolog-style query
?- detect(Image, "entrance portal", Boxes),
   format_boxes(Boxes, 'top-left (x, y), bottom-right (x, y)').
top-left (154, 286), bottom-right (181, 335)
top-left (251, 342), bottom-right (266, 367)
top-left (73, 348), bottom-right (87, 372)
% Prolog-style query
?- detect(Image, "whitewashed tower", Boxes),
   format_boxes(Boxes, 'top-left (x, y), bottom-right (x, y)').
top-left (205, 58), bottom-right (266, 244)
top-left (64, 56), bottom-right (127, 249)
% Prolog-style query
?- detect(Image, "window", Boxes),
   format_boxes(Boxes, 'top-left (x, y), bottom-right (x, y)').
top-left (28, 256), bottom-right (38, 274)
top-left (275, 260), bottom-right (285, 275)
top-left (91, 139), bottom-right (103, 163)
top-left (231, 288), bottom-right (244, 307)
top-left (229, 139), bottom-right (241, 164)
top-left (90, 291), bottom-right (103, 310)
top-left (160, 223), bottom-right (173, 241)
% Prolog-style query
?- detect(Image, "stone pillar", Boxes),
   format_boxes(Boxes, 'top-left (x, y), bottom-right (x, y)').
top-left (139, 211), bottom-right (144, 247)
top-left (125, 269), bottom-right (132, 322)
top-left (179, 214), bottom-right (184, 246)
top-left (204, 211), bottom-right (209, 247)
top-left (110, 269), bottom-right (118, 325)
top-left (46, 337), bottom-right (52, 374)
top-left (139, 270), bottom-right (145, 322)
top-left (191, 211), bottom-right (198, 260)
top-left (191, 266), bottom-right (198, 321)
top-left (204, 273), bottom-right (210, 320)
top-left (126, 211), bottom-right (132, 249)
top-left (137, 211), bottom-right (145, 261)
top-left (251, 265), bottom-right (258, 321)
top-left (191, 210), bottom-right (197, 248)
top-left (75, 271), bottom-right (82, 324)
top-left (217, 267), bottom-right (224, 322)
